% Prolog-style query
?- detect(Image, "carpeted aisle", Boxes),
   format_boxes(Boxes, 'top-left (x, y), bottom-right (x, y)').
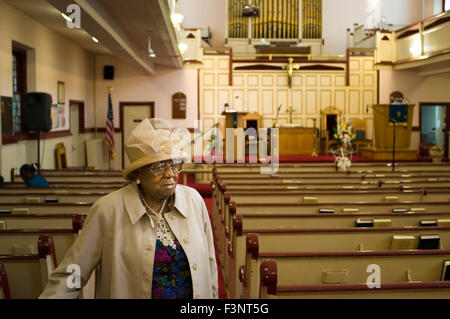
top-left (203, 196), bottom-right (227, 299)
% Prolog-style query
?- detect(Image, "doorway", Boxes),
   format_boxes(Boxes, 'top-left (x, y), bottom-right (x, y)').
top-left (69, 100), bottom-right (86, 168)
top-left (420, 103), bottom-right (450, 158)
top-left (120, 102), bottom-right (155, 169)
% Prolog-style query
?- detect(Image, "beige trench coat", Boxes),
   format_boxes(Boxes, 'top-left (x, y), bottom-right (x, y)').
top-left (39, 183), bottom-right (218, 299)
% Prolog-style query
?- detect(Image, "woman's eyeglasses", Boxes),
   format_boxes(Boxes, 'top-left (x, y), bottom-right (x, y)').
top-left (147, 160), bottom-right (183, 176)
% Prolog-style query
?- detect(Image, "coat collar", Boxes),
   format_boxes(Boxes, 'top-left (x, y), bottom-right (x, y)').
top-left (122, 182), bottom-right (189, 225)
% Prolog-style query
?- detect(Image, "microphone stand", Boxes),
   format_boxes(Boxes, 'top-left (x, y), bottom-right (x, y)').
top-left (368, 104), bottom-right (408, 172)
top-left (392, 119), bottom-right (397, 172)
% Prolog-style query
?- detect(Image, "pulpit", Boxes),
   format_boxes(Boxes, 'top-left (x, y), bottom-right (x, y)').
top-left (360, 104), bottom-right (417, 160)
top-left (221, 110), bottom-right (248, 161)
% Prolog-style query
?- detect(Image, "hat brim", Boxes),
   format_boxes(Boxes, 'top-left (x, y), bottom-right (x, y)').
top-left (122, 154), bottom-right (187, 180)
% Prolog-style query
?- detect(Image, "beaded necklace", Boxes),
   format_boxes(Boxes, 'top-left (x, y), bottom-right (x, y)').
top-left (138, 189), bottom-right (176, 249)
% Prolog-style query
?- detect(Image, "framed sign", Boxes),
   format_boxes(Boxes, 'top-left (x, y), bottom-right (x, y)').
top-left (57, 81), bottom-right (65, 104)
top-left (172, 92), bottom-right (186, 119)
top-left (1, 96), bottom-right (13, 135)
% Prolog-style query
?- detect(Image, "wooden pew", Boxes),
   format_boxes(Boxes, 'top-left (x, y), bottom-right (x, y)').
top-left (4, 181), bottom-right (126, 189)
top-left (258, 258), bottom-right (450, 299)
top-left (235, 211), bottom-right (450, 230)
top-left (0, 263), bottom-right (11, 299)
top-left (242, 233), bottom-right (450, 298)
top-left (29, 175), bottom-right (125, 183)
top-left (38, 169), bottom-right (122, 176)
top-left (215, 175), bottom-right (450, 184)
top-left (213, 162), bottom-right (450, 173)
top-left (224, 189), bottom-right (449, 204)
top-left (217, 195), bottom-right (450, 263)
top-left (12, 168), bottom-right (125, 183)
top-left (0, 202), bottom-right (92, 214)
top-left (226, 227), bottom-right (450, 299)
top-left (216, 170), bottom-right (450, 178)
top-left (0, 192), bottom-right (106, 204)
top-left (0, 214), bottom-right (86, 230)
top-left (0, 185), bottom-right (122, 193)
top-left (0, 219), bottom-right (84, 264)
top-left (0, 235), bottom-right (57, 298)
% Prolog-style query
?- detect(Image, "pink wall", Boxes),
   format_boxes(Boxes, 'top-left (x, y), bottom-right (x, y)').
top-left (94, 55), bottom-right (199, 129)
top-left (178, 0), bottom-right (226, 47)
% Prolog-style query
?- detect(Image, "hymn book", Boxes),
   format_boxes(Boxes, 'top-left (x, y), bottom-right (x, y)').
top-left (420, 220), bottom-right (438, 227)
top-left (390, 235), bottom-right (415, 250)
top-left (441, 261), bottom-right (450, 281)
top-left (355, 218), bottom-right (373, 227)
top-left (418, 234), bottom-right (440, 250)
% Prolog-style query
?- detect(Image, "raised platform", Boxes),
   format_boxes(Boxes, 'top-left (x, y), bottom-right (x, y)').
top-left (360, 147), bottom-right (418, 161)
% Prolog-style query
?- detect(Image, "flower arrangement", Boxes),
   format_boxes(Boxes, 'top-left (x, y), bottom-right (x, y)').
top-left (331, 119), bottom-right (356, 172)
top-left (333, 120), bottom-right (356, 146)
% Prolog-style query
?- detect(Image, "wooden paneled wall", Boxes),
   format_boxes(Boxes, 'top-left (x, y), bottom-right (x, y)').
top-left (199, 55), bottom-right (377, 139)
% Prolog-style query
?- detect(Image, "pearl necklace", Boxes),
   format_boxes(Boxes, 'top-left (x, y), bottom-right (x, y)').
top-left (138, 190), bottom-right (176, 249)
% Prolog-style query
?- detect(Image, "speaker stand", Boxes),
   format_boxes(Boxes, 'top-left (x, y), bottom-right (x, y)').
top-left (36, 129), bottom-right (41, 174)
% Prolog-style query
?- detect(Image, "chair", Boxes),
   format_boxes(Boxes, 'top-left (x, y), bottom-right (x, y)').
top-left (320, 107), bottom-right (342, 155)
top-left (55, 143), bottom-right (67, 170)
top-left (242, 112), bottom-right (263, 156)
top-left (350, 118), bottom-right (372, 154)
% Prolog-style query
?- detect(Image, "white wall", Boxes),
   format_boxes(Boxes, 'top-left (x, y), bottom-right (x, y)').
top-left (0, 1), bottom-right (95, 179)
top-left (323, 0), bottom-right (424, 55)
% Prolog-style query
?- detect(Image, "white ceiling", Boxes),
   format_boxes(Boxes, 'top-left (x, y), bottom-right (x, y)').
top-left (5, 0), bottom-right (183, 74)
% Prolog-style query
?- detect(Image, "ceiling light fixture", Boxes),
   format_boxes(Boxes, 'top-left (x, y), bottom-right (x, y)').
top-left (148, 35), bottom-right (156, 58)
top-left (178, 42), bottom-right (188, 54)
top-left (171, 12), bottom-right (184, 25)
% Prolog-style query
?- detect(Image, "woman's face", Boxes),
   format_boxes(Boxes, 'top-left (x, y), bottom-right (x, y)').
top-left (138, 160), bottom-right (180, 200)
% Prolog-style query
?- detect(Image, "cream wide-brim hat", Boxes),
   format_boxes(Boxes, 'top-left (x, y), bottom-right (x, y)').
top-left (122, 118), bottom-right (190, 180)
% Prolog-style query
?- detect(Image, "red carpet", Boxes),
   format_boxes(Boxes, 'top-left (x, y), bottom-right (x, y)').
top-left (203, 196), bottom-right (227, 299)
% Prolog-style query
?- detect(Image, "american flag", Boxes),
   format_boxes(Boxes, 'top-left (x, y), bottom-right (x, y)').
top-left (105, 92), bottom-right (116, 160)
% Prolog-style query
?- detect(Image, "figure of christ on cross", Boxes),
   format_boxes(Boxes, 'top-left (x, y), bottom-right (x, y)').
top-left (282, 57), bottom-right (301, 89)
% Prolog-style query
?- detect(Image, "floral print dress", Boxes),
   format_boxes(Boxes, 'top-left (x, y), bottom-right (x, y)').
top-left (151, 237), bottom-right (193, 299)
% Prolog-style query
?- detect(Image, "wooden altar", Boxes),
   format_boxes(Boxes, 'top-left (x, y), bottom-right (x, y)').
top-left (360, 104), bottom-right (417, 160)
top-left (278, 127), bottom-right (317, 156)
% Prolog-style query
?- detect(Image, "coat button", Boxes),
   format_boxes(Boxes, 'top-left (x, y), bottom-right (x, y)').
top-left (183, 237), bottom-right (190, 244)
top-left (169, 214), bottom-right (175, 220)
top-left (192, 264), bottom-right (198, 271)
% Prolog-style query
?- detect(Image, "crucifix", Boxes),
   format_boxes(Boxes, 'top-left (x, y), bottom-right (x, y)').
top-left (282, 57), bottom-right (301, 89)
top-left (286, 105), bottom-right (295, 124)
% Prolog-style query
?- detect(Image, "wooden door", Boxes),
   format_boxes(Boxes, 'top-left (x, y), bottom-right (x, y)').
top-left (120, 102), bottom-right (154, 169)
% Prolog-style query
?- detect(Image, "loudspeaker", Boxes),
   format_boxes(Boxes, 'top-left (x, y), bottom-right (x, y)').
top-left (104, 65), bottom-right (114, 80)
top-left (23, 92), bottom-right (52, 132)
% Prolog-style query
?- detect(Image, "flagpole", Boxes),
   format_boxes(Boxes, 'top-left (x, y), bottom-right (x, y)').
top-left (107, 86), bottom-right (113, 171)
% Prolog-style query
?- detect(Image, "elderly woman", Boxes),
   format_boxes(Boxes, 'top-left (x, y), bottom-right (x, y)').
top-left (40, 118), bottom-right (218, 299)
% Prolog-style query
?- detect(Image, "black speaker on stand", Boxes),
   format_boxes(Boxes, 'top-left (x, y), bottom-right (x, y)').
top-left (24, 92), bottom-right (52, 174)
